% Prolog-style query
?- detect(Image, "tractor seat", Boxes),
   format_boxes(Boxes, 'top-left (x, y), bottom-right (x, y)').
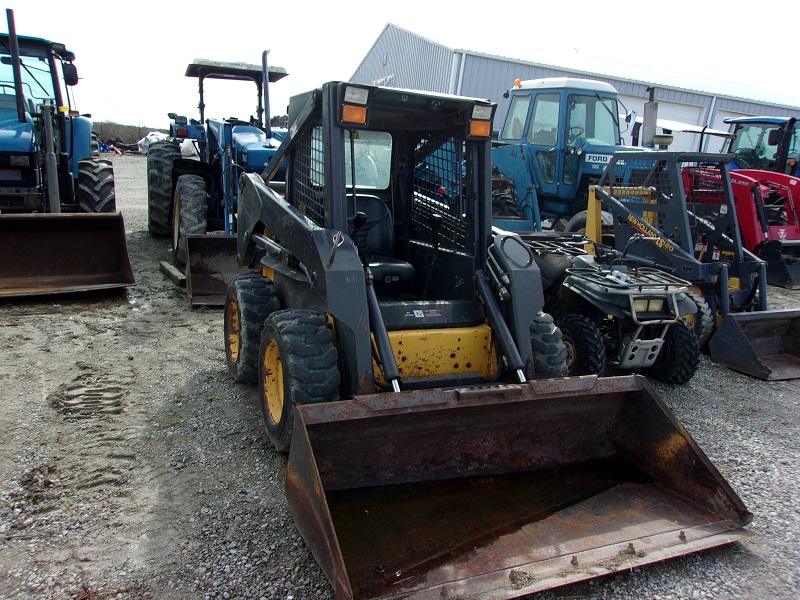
top-left (347, 194), bottom-right (415, 285)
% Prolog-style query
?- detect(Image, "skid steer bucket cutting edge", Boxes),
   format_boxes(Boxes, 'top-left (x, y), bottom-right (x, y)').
top-left (185, 235), bottom-right (255, 306)
top-left (286, 375), bottom-right (752, 600)
top-left (709, 309), bottom-right (800, 380)
top-left (0, 213), bottom-right (134, 298)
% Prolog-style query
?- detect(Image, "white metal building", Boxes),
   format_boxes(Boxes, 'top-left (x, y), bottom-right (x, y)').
top-left (350, 24), bottom-right (800, 153)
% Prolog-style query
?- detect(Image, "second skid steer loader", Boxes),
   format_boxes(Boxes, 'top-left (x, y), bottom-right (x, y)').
top-left (224, 82), bottom-right (752, 599)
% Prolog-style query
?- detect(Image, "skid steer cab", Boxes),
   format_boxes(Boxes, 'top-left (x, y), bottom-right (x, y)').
top-left (223, 82), bottom-right (751, 599)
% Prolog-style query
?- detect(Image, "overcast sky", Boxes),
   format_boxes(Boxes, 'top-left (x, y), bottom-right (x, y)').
top-left (7, 0), bottom-right (799, 130)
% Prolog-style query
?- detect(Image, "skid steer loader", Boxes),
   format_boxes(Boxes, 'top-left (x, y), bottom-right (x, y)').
top-left (0, 10), bottom-right (133, 298)
top-left (585, 150), bottom-right (800, 380)
top-left (224, 82), bottom-right (751, 599)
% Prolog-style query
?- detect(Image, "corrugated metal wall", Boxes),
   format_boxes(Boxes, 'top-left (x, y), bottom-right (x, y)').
top-left (352, 23), bottom-right (799, 149)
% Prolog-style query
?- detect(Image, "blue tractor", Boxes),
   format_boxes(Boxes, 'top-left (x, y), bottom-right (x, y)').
top-left (491, 77), bottom-right (639, 233)
top-left (0, 9), bottom-right (133, 298)
top-left (146, 54), bottom-right (287, 304)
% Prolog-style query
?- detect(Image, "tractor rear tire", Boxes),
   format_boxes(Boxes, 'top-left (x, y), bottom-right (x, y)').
top-left (530, 312), bottom-right (568, 378)
top-left (259, 310), bottom-right (340, 453)
top-left (76, 158), bottom-right (116, 213)
top-left (225, 274), bottom-right (281, 383)
top-left (643, 319), bottom-right (700, 384)
top-left (556, 313), bottom-right (607, 376)
top-left (147, 141), bottom-right (181, 237)
top-left (172, 175), bottom-right (208, 266)
top-left (684, 290), bottom-right (714, 347)
top-left (565, 210), bottom-right (613, 236)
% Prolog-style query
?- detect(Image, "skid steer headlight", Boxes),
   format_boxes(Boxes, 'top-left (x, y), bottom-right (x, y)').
top-left (469, 105), bottom-right (494, 138)
top-left (341, 86), bottom-right (369, 125)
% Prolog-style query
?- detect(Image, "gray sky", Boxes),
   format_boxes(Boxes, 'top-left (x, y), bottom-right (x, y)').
top-left (7, 0), bottom-right (799, 129)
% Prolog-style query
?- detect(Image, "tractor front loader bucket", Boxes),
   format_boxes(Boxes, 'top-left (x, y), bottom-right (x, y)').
top-left (759, 240), bottom-right (800, 289)
top-left (0, 213), bottom-right (134, 298)
top-left (286, 375), bottom-right (751, 600)
top-left (185, 235), bottom-right (255, 306)
top-left (709, 309), bottom-right (800, 380)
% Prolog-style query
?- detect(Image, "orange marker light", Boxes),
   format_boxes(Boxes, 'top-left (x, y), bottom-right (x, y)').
top-left (341, 104), bottom-right (367, 125)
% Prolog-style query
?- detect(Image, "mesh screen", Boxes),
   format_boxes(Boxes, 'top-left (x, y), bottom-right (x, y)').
top-left (291, 126), bottom-right (326, 227)
top-left (411, 137), bottom-right (469, 251)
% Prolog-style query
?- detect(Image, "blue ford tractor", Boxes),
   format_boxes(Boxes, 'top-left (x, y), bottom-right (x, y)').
top-left (146, 54), bottom-right (287, 304)
top-left (0, 9), bottom-right (133, 298)
top-left (491, 77), bottom-right (637, 234)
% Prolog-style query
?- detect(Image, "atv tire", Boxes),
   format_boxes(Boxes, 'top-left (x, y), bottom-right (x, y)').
top-left (530, 312), bottom-right (569, 378)
top-left (259, 310), bottom-right (340, 453)
top-left (172, 174), bottom-right (208, 266)
top-left (147, 141), bottom-right (181, 237)
top-left (76, 158), bottom-right (116, 213)
top-left (644, 319), bottom-right (700, 384)
top-left (556, 313), bottom-right (607, 376)
top-left (684, 290), bottom-right (714, 347)
top-left (225, 274), bottom-right (281, 383)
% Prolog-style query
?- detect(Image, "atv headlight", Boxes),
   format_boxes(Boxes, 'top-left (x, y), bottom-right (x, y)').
top-left (634, 298), bottom-right (665, 313)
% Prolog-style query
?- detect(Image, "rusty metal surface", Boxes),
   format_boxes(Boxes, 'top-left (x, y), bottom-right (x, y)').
top-left (709, 310), bottom-right (800, 380)
top-left (0, 213), bottom-right (134, 298)
top-left (285, 375), bottom-right (751, 599)
top-left (185, 235), bottom-right (255, 306)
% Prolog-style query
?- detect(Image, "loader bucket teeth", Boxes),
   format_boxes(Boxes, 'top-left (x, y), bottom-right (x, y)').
top-left (186, 235), bottom-right (254, 306)
top-left (709, 310), bottom-right (800, 380)
top-left (286, 375), bottom-right (751, 600)
top-left (0, 213), bottom-right (134, 298)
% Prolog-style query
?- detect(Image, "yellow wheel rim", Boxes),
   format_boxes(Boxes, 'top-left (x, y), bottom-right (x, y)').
top-left (226, 298), bottom-right (240, 363)
top-left (263, 339), bottom-right (284, 425)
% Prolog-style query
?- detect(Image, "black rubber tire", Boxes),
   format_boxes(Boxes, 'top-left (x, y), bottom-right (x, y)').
top-left (491, 190), bottom-right (522, 218)
top-left (684, 290), bottom-right (714, 347)
top-left (76, 158), bottom-right (116, 213)
top-left (259, 310), bottom-right (340, 453)
top-left (90, 131), bottom-right (100, 157)
top-left (225, 274), bottom-right (280, 383)
top-left (643, 319), bottom-right (700, 384)
top-left (565, 210), bottom-right (613, 235)
top-left (556, 313), bottom-right (607, 376)
top-left (529, 311), bottom-right (568, 378)
top-left (172, 174), bottom-right (208, 266)
top-left (146, 141), bottom-right (181, 237)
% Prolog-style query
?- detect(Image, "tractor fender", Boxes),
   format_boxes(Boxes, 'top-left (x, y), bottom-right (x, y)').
top-left (68, 115), bottom-right (94, 178)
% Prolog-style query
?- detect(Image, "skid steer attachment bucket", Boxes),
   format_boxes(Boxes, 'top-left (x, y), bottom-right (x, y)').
top-left (709, 310), bottom-right (800, 380)
top-left (185, 235), bottom-right (254, 306)
top-left (0, 213), bottom-right (134, 298)
top-left (286, 375), bottom-right (751, 600)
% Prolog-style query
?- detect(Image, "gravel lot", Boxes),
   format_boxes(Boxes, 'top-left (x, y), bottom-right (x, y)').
top-left (0, 152), bottom-right (798, 600)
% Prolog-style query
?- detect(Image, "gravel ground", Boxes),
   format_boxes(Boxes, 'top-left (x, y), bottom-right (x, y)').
top-left (0, 152), bottom-right (798, 600)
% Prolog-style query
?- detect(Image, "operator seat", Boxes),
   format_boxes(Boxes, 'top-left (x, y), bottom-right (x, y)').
top-left (347, 194), bottom-right (415, 285)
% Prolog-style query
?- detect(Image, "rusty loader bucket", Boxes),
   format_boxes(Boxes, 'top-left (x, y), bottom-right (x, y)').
top-left (286, 375), bottom-right (752, 600)
top-left (0, 213), bottom-right (134, 298)
top-left (185, 234), bottom-right (255, 306)
top-left (709, 309), bottom-right (800, 380)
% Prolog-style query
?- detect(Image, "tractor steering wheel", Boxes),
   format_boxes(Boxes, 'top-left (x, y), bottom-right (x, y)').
top-left (568, 126), bottom-right (585, 144)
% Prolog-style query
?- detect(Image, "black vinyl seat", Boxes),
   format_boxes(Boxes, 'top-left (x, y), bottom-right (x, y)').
top-left (347, 194), bottom-right (415, 285)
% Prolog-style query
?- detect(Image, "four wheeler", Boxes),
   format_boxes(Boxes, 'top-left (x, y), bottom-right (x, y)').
top-left (522, 232), bottom-right (701, 383)
top-left (222, 81), bottom-right (751, 599)
top-left (0, 9), bottom-right (133, 298)
top-left (146, 54), bottom-right (288, 304)
top-left (587, 150), bottom-right (800, 380)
